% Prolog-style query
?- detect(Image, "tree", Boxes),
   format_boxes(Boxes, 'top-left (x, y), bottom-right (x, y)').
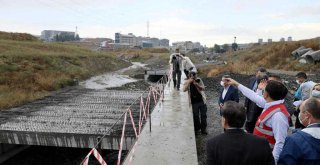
top-left (214, 44), bottom-right (221, 53)
top-left (222, 44), bottom-right (230, 52)
top-left (232, 43), bottom-right (238, 51)
top-left (75, 34), bottom-right (80, 40)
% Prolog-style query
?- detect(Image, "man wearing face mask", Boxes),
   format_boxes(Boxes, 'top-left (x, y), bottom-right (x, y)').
top-left (206, 101), bottom-right (274, 165)
top-left (311, 83), bottom-right (320, 99)
top-left (295, 72), bottom-right (315, 101)
top-left (225, 78), bottom-right (290, 163)
top-left (218, 75), bottom-right (239, 115)
top-left (294, 72), bottom-right (315, 129)
top-left (278, 98), bottom-right (320, 165)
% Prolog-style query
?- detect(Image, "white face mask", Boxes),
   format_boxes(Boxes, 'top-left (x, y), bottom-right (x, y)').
top-left (311, 90), bottom-right (320, 98)
top-left (220, 81), bottom-right (225, 87)
top-left (298, 111), bottom-right (309, 126)
top-left (296, 80), bottom-right (300, 84)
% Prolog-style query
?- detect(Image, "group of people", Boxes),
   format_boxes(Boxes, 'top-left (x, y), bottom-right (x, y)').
top-left (169, 50), bottom-right (320, 164)
top-left (205, 68), bottom-right (320, 165)
top-left (169, 49), bottom-right (208, 135)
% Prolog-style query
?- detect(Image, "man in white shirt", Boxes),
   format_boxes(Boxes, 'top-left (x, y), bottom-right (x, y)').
top-left (218, 75), bottom-right (239, 115)
top-left (181, 54), bottom-right (197, 79)
top-left (225, 78), bottom-right (290, 162)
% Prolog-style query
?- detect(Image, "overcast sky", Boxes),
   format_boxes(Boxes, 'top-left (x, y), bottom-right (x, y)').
top-left (0, 0), bottom-right (319, 46)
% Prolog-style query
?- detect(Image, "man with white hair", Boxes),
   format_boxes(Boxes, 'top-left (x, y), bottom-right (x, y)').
top-left (278, 98), bottom-right (320, 165)
top-left (181, 53), bottom-right (197, 79)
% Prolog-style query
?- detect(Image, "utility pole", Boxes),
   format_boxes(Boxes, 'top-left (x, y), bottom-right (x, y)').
top-left (147, 21), bottom-right (149, 37)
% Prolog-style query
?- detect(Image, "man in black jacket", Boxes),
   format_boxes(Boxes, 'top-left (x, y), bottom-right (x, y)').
top-left (218, 75), bottom-right (239, 115)
top-left (206, 101), bottom-right (274, 165)
top-left (245, 67), bottom-right (267, 133)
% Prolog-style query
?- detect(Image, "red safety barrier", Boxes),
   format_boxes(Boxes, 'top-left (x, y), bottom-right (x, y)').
top-left (117, 112), bottom-right (128, 165)
top-left (83, 148), bottom-right (107, 165)
top-left (80, 67), bottom-right (172, 165)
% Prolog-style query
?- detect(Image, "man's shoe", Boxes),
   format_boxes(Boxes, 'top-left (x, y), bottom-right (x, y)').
top-left (201, 130), bottom-right (208, 135)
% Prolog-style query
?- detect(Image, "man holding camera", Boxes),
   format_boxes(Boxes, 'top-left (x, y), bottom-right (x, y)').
top-left (183, 72), bottom-right (208, 135)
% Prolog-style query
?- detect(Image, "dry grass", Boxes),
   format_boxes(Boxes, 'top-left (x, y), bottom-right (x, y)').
top-left (0, 31), bottom-right (38, 41)
top-left (204, 37), bottom-right (320, 77)
top-left (0, 38), bottom-right (129, 110)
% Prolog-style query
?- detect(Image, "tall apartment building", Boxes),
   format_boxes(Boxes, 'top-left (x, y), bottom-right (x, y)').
top-left (41, 30), bottom-right (75, 41)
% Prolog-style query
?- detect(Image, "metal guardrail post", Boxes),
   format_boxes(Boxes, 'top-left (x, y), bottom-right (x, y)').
top-left (97, 136), bottom-right (102, 155)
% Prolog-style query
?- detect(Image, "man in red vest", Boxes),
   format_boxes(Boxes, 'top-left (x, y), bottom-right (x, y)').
top-left (225, 78), bottom-right (290, 163)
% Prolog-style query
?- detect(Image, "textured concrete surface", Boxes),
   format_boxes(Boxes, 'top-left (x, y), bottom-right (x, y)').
top-left (0, 87), bottom-right (145, 149)
top-left (124, 79), bottom-right (198, 165)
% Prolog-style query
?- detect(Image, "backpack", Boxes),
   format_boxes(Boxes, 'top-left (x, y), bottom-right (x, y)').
top-left (172, 55), bottom-right (180, 71)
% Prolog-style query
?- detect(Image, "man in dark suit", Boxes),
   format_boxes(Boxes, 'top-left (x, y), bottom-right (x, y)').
top-left (206, 101), bottom-right (274, 165)
top-left (218, 75), bottom-right (239, 115)
top-left (245, 67), bottom-right (268, 133)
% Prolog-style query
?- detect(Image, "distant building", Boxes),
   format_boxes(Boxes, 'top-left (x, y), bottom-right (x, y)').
top-left (268, 39), bottom-right (272, 44)
top-left (114, 32), bottom-right (169, 48)
top-left (172, 41), bottom-right (203, 52)
top-left (115, 33), bottom-right (136, 46)
top-left (160, 39), bottom-right (169, 47)
top-left (142, 41), bottom-right (153, 48)
top-left (258, 39), bottom-right (263, 45)
top-left (41, 30), bottom-right (75, 41)
top-left (280, 38), bottom-right (285, 42)
top-left (288, 36), bottom-right (292, 42)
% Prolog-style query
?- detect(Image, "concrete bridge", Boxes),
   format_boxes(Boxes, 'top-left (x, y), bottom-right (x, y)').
top-left (123, 75), bottom-right (198, 165)
top-left (144, 69), bottom-right (167, 82)
top-left (0, 87), bottom-right (150, 150)
top-left (0, 72), bottom-right (198, 164)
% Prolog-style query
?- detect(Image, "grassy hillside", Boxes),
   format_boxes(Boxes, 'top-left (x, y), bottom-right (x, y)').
top-left (0, 37), bottom-right (129, 110)
top-left (0, 31), bottom-right (38, 41)
top-left (202, 37), bottom-right (320, 77)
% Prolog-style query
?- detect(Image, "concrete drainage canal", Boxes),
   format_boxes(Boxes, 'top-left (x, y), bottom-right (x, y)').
top-left (0, 62), bottom-right (163, 165)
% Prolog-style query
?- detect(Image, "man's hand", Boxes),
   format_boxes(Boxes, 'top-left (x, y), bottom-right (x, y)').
top-left (219, 103), bottom-right (223, 108)
top-left (224, 78), bottom-right (240, 87)
top-left (186, 78), bottom-right (194, 84)
top-left (258, 79), bottom-right (268, 90)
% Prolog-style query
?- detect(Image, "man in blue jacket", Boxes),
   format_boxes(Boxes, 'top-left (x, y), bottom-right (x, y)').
top-left (218, 75), bottom-right (239, 115)
top-left (278, 97), bottom-right (320, 165)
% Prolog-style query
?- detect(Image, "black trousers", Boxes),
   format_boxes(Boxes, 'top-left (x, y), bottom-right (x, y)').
top-left (245, 104), bottom-right (263, 133)
top-left (172, 70), bottom-right (181, 89)
top-left (184, 69), bottom-right (189, 78)
top-left (192, 102), bottom-right (207, 132)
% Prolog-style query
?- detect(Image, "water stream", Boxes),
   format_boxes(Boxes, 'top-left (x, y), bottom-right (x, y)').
top-left (80, 62), bottom-right (148, 89)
